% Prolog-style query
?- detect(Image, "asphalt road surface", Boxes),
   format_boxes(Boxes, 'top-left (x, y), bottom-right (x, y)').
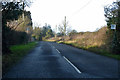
top-left (3, 41), bottom-right (119, 78)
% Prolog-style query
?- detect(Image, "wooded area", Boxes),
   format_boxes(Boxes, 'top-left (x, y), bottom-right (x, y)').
top-left (2, 1), bottom-right (55, 55)
top-left (104, 1), bottom-right (120, 54)
top-left (2, 1), bottom-right (120, 55)
top-left (2, 1), bottom-right (33, 54)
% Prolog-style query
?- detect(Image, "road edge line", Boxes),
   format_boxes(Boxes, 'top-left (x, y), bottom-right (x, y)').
top-left (56, 49), bottom-right (60, 53)
top-left (63, 56), bottom-right (81, 74)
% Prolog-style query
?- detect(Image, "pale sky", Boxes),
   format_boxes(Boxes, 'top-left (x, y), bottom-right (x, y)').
top-left (26, 0), bottom-right (116, 32)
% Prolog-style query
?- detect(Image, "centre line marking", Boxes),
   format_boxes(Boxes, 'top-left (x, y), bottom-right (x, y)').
top-left (63, 56), bottom-right (81, 74)
top-left (56, 49), bottom-right (60, 53)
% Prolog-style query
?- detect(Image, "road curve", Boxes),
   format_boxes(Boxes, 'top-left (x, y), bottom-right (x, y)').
top-left (3, 41), bottom-right (119, 78)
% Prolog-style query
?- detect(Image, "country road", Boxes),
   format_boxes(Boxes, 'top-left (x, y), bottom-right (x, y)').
top-left (3, 41), bottom-right (119, 78)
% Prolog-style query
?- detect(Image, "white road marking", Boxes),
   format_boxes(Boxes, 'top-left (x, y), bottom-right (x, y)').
top-left (63, 56), bottom-right (81, 74)
top-left (56, 49), bottom-right (60, 53)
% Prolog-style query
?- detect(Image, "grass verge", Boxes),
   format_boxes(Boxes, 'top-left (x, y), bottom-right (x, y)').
top-left (2, 41), bottom-right (38, 74)
top-left (57, 41), bottom-right (120, 60)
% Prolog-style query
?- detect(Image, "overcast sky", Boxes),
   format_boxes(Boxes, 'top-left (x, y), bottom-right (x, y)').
top-left (26, 0), bottom-right (116, 32)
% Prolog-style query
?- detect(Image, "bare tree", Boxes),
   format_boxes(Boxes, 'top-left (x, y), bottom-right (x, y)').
top-left (55, 25), bottom-right (57, 38)
top-left (57, 16), bottom-right (70, 40)
top-left (58, 24), bottom-right (64, 34)
top-left (58, 16), bottom-right (69, 35)
top-left (63, 16), bottom-right (68, 36)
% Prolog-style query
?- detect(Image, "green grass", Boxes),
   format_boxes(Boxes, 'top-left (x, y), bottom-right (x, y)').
top-left (58, 41), bottom-right (120, 60)
top-left (3, 41), bottom-right (38, 73)
top-left (87, 47), bottom-right (120, 60)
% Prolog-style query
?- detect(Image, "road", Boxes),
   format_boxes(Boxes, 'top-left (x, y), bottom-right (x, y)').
top-left (3, 41), bottom-right (119, 78)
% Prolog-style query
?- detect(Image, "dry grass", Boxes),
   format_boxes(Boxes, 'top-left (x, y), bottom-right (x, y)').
top-left (64, 27), bottom-right (112, 52)
top-left (47, 27), bottom-right (120, 60)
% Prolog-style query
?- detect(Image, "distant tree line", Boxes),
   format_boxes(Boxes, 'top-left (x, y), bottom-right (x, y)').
top-left (32, 24), bottom-right (54, 41)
